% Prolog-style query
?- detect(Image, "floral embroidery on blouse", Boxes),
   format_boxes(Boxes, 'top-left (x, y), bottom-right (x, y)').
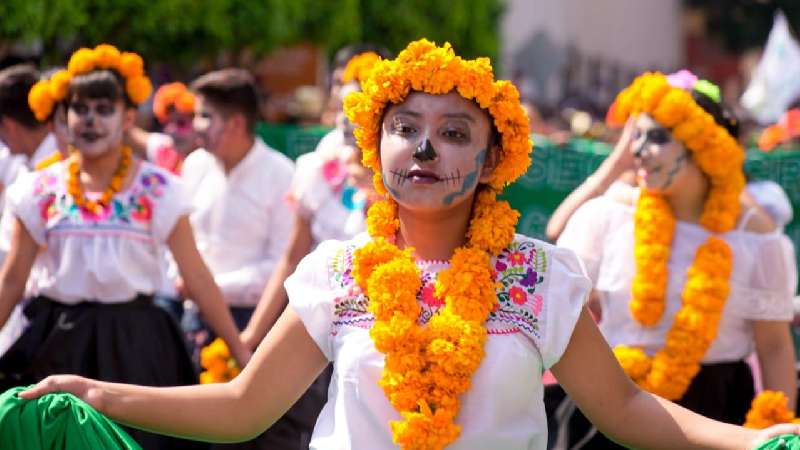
top-left (33, 164), bottom-right (169, 237)
top-left (329, 237), bottom-right (548, 339)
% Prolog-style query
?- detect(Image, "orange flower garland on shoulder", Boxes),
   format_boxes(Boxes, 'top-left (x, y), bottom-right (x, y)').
top-left (345, 39), bottom-right (530, 449)
top-left (608, 72), bottom-right (746, 400)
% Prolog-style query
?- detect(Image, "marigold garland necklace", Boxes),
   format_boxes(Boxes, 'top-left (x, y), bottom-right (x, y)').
top-left (607, 72), bottom-right (745, 400)
top-left (66, 145), bottom-right (133, 214)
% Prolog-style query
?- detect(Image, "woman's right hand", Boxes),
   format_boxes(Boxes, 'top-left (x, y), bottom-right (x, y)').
top-left (608, 118), bottom-right (636, 173)
top-left (18, 375), bottom-right (106, 410)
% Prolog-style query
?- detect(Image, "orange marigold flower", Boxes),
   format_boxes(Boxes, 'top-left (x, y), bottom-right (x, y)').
top-left (67, 48), bottom-right (96, 75)
top-left (48, 70), bottom-right (72, 101)
top-left (119, 52), bottom-right (144, 79)
top-left (342, 51), bottom-right (381, 84)
top-left (744, 391), bottom-right (796, 429)
top-left (28, 80), bottom-right (55, 122)
top-left (93, 44), bottom-right (122, 70)
top-left (126, 76), bottom-right (153, 104)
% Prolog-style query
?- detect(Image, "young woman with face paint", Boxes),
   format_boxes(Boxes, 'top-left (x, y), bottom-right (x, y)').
top-left (552, 72), bottom-right (798, 449)
top-left (16, 43), bottom-right (800, 450)
top-left (127, 82), bottom-right (198, 175)
top-left (0, 45), bottom-right (250, 450)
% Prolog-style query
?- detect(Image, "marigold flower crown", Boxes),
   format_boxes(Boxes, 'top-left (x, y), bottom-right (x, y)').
top-left (344, 39), bottom-right (531, 449)
top-left (153, 82), bottom-right (195, 124)
top-left (345, 38), bottom-right (531, 194)
top-left (28, 44), bottom-right (153, 122)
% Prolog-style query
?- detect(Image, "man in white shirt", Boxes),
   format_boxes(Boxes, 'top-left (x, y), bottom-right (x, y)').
top-left (179, 68), bottom-right (299, 449)
top-left (182, 68), bottom-right (294, 325)
top-left (0, 65), bottom-right (58, 169)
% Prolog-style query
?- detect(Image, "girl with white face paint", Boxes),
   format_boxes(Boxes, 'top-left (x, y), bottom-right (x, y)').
top-left (16, 44), bottom-right (800, 450)
top-left (555, 71), bottom-right (798, 448)
top-left (0, 45), bottom-right (250, 450)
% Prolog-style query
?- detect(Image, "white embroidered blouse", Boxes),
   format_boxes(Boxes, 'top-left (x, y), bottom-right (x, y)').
top-left (286, 233), bottom-right (590, 450)
top-left (5, 160), bottom-right (189, 304)
top-left (557, 191), bottom-right (798, 363)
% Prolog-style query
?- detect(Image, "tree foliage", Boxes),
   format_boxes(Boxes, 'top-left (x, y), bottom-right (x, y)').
top-left (0, 0), bottom-right (502, 67)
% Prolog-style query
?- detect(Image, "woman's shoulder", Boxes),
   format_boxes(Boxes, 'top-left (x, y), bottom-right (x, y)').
top-left (297, 233), bottom-right (370, 284)
top-left (489, 234), bottom-right (591, 348)
top-left (9, 161), bottom-right (62, 198)
top-left (737, 202), bottom-right (778, 235)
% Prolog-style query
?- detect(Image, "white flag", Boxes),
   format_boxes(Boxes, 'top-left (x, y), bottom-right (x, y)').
top-left (741, 11), bottom-right (800, 124)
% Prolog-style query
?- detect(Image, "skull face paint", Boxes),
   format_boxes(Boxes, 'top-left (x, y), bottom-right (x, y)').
top-left (67, 97), bottom-right (127, 157)
top-left (412, 138), bottom-right (438, 162)
top-left (632, 114), bottom-right (694, 193)
top-left (379, 91), bottom-right (493, 211)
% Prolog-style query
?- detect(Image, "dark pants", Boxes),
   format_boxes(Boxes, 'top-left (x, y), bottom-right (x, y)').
top-left (545, 360), bottom-right (755, 450)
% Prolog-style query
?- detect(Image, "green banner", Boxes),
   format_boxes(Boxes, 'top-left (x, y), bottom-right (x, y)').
top-left (257, 124), bottom-right (800, 288)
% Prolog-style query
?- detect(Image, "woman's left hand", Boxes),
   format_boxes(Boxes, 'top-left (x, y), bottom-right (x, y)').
top-left (19, 375), bottom-right (106, 410)
top-left (750, 424), bottom-right (800, 449)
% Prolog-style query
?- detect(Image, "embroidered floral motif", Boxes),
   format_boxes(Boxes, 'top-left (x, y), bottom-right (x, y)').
top-left (32, 164), bottom-right (170, 235)
top-left (329, 238), bottom-right (547, 339)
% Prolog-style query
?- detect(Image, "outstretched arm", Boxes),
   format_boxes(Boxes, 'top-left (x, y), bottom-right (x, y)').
top-left (20, 307), bottom-right (328, 443)
top-left (241, 214), bottom-right (313, 350)
top-left (552, 308), bottom-right (799, 450)
top-left (545, 119), bottom-right (635, 242)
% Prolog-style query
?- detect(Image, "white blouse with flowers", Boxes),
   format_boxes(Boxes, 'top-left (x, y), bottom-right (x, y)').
top-left (5, 160), bottom-right (189, 304)
top-left (286, 233), bottom-right (590, 450)
top-left (557, 189), bottom-right (797, 363)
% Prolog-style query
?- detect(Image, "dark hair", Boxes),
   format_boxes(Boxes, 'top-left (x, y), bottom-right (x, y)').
top-left (691, 90), bottom-right (740, 139)
top-left (333, 44), bottom-right (393, 69)
top-left (0, 64), bottom-right (42, 128)
top-left (67, 69), bottom-right (133, 108)
top-left (190, 68), bottom-right (260, 133)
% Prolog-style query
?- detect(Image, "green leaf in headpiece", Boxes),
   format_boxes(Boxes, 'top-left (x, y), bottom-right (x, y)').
top-left (694, 79), bottom-right (721, 103)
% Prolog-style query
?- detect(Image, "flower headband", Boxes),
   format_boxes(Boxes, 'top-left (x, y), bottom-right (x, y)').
top-left (608, 70), bottom-right (745, 232)
top-left (344, 39), bottom-right (532, 194)
top-left (342, 51), bottom-right (381, 84)
top-left (153, 82), bottom-right (195, 124)
top-left (28, 44), bottom-right (153, 122)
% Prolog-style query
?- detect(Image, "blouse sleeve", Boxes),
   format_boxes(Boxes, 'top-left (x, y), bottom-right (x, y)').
top-left (539, 244), bottom-right (592, 369)
top-left (150, 169), bottom-right (193, 243)
top-left (285, 239), bottom-right (342, 361)
top-left (727, 233), bottom-right (797, 321)
top-left (4, 171), bottom-right (47, 246)
top-left (556, 197), bottom-right (612, 284)
top-left (286, 152), bottom-right (328, 220)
